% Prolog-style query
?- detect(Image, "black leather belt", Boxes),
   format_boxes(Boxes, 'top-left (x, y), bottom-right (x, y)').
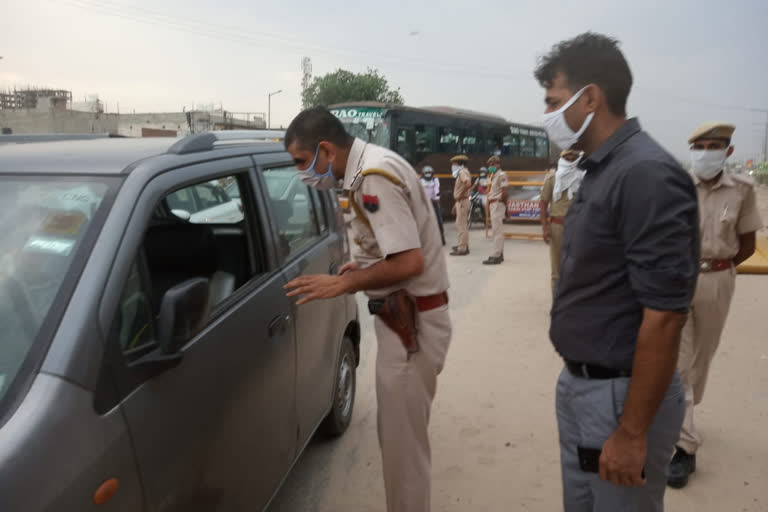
top-left (565, 361), bottom-right (632, 379)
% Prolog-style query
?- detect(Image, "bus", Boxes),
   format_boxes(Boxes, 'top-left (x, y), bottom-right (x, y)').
top-left (329, 102), bottom-right (550, 217)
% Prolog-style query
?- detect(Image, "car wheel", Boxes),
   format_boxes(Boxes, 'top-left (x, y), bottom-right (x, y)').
top-left (321, 336), bottom-right (356, 437)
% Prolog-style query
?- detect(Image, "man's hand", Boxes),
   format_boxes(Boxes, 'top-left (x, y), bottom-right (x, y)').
top-left (599, 423), bottom-right (647, 487)
top-left (542, 223), bottom-right (552, 244)
top-left (338, 261), bottom-right (360, 275)
top-left (285, 274), bottom-right (350, 305)
top-left (451, 204), bottom-right (457, 215)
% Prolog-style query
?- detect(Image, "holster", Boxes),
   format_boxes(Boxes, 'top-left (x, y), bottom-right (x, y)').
top-left (368, 290), bottom-right (419, 356)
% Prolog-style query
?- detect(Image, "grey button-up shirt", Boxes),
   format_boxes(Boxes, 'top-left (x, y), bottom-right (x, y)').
top-left (550, 118), bottom-right (699, 370)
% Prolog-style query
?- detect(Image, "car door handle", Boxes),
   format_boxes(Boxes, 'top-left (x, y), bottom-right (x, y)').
top-left (268, 314), bottom-right (291, 337)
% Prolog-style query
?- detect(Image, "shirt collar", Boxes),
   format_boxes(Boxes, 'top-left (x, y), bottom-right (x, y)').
top-left (692, 170), bottom-right (734, 189)
top-left (342, 138), bottom-right (367, 190)
top-left (579, 118), bottom-right (642, 172)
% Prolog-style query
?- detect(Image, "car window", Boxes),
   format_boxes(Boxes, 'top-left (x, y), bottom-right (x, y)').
top-left (310, 189), bottom-right (329, 235)
top-left (168, 180), bottom-right (244, 224)
top-left (115, 172), bottom-right (262, 360)
top-left (262, 166), bottom-right (322, 260)
top-left (0, 176), bottom-right (114, 409)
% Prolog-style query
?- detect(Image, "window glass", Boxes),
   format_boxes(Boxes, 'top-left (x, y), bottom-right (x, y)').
top-left (0, 177), bottom-right (113, 406)
top-left (396, 127), bottom-right (415, 162)
top-left (462, 131), bottom-right (480, 153)
top-left (504, 134), bottom-right (520, 156)
top-left (117, 262), bottom-right (156, 355)
top-left (262, 166), bottom-right (322, 260)
top-left (438, 128), bottom-right (461, 153)
top-left (535, 136), bottom-right (550, 159)
top-left (415, 125), bottom-right (437, 153)
top-left (520, 135), bottom-right (535, 157)
top-left (310, 189), bottom-right (329, 235)
top-left (168, 180), bottom-right (244, 224)
top-left (332, 107), bottom-right (391, 148)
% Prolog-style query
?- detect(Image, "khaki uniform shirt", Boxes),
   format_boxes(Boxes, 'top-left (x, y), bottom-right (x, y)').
top-left (540, 171), bottom-right (573, 218)
top-left (488, 170), bottom-right (509, 201)
top-left (693, 171), bottom-right (763, 260)
top-left (342, 138), bottom-right (450, 299)
top-left (453, 167), bottom-right (472, 200)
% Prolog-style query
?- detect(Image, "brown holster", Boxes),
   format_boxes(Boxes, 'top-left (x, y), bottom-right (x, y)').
top-left (368, 290), bottom-right (419, 356)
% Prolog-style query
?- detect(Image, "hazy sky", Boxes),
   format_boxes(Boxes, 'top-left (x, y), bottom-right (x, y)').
top-left (2, 0), bottom-right (767, 162)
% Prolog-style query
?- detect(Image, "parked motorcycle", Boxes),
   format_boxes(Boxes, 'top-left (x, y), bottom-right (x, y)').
top-left (468, 190), bottom-right (486, 229)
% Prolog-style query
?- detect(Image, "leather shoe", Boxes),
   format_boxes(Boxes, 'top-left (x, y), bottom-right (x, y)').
top-left (482, 256), bottom-right (502, 265)
top-left (667, 447), bottom-right (696, 489)
top-left (450, 249), bottom-right (469, 256)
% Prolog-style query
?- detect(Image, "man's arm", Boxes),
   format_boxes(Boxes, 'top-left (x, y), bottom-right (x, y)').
top-left (733, 232), bottom-right (756, 266)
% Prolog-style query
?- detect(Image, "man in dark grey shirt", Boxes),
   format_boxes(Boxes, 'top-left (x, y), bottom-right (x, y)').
top-left (535, 33), bottom-right (698, 511)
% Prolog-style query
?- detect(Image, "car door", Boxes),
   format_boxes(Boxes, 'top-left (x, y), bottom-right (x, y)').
top-left (101, 158), bottom-right (297, 511)
top-left (256, 162), bottom-right (347, 447)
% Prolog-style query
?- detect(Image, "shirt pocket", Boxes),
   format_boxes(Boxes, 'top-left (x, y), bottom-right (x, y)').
top-left (715, 201), bottom-right (739, 241)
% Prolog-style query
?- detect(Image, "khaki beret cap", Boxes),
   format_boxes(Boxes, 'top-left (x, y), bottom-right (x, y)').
top-left (688, 122), bottom-right (735, 144)
top-left (450, 154), bottom-right (469, 163)
top-left (487, 155), bottom-right (501, 165)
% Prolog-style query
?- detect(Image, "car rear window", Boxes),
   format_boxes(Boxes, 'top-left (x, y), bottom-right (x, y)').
top-left (0, 176), bottom-right (115, 409)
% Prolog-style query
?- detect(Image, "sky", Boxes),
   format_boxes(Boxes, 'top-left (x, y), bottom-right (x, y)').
top-left (2, 0), bottom-right (767, 162)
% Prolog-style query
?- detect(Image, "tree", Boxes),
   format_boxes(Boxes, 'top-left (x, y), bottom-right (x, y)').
top-left (302, 68), bottom-right (404, 108)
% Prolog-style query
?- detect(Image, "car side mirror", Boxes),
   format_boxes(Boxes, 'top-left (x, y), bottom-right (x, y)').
top-left (171, 209), bottom-right (191, 221)
top-left (157, 278), bottom-right (210, 354)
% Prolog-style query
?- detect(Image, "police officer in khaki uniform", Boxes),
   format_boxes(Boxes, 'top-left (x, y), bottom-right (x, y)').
top-left (482, 155), bottom-right (509, 264)
top-left (283, 107), bottom-right (452, 512)
top-left (539, 149), bottom-right (584, 292)
top-left (668, 122), bottom-right (763, 488)
top-left (450, 155), bottom-right (472, 256)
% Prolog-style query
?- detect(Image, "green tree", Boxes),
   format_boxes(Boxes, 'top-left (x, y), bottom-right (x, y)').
top-left (302, 68), bottom-right (404, 108)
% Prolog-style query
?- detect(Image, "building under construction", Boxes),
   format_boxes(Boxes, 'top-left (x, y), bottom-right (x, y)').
top-left (0, 87), bottom-right (73, 111)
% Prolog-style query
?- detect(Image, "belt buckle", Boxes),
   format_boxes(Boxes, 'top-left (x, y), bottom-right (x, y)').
top-left (700, 260), bottom-right (711, 272)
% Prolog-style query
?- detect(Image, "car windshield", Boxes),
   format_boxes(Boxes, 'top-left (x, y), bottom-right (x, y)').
top-left (0, 177), bottom-right (112, 405)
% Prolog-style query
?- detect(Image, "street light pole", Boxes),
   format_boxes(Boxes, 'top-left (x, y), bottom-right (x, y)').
top-left (268, 89), bottom-right (282, 129)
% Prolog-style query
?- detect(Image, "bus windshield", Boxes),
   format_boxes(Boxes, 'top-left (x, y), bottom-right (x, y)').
top-left (330, 107), bottom-right (391, 148)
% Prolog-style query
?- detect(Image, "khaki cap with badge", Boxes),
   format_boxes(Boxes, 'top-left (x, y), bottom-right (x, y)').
top-left (688, 122), bottom-right (735, 144)
top-left (487, 155), bottom-right (501, 165)
top-left (450, 155), bottom-right (469, 163)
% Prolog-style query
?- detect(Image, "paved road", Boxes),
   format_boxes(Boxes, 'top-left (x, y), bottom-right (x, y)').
top-left (269, 223), bottom-right (768, 512)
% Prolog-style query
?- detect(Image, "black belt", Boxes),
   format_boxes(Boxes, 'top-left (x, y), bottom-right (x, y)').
top-left (565, 361), bottom-right (632, 379)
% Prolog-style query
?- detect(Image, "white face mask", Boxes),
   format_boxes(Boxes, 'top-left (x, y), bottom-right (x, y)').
top-left (541, 86), bottom-right (594, 150)
top-left (690, 149), bottom-right (727, 181)
top-left (298, 146), bottom-right (339, 190)
top-left (451, 164), bottom-right (461, 177)
top-left (557, 157), bottom-right (580, 172)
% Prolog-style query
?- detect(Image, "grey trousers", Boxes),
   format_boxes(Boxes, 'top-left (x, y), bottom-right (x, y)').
top-left (556, 367), bottom-right (685, 512)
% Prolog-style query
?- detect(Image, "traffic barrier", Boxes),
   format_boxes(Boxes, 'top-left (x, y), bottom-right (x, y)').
top-left (485, 171), bottom-right (548, 241)
top-left (737, 235), bottom-right (768, 274)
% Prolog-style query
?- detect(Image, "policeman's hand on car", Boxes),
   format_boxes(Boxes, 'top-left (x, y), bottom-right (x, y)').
top-left (285, 275), bottom-right (349, 305)
top-left (338, 261), bottom-right (360, 275)
top-left (599, 424), bottom-right (647, 487)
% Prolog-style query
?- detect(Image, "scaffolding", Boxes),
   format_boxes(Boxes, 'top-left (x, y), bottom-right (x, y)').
top-left (0, 87), bottom-right (73, 111)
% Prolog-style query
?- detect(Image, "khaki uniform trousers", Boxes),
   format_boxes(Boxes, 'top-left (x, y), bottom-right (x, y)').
top-left (455, 199), bottom-right (470, 251)
top-left (374, 304), bottom-right (451, 512)
top-left (549, 222), bottom-right (564, 294)
top-left (490, 202), bottom-right (506, 257)
top-left (677, 267), bottom-right (736, 453)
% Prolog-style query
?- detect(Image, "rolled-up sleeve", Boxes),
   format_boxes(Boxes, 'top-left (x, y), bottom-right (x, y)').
top-left (618, 161), bottom-right (700, 312)
top-left (359, 175), bottom-right (421, 257)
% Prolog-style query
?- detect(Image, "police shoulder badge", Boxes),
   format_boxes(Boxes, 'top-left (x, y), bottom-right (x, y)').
top-left (362, 194), bottom-right (379, 213)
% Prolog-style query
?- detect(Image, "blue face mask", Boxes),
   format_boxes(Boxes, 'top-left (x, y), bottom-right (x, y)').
top-left (299, 146), bottom-right (337, 190)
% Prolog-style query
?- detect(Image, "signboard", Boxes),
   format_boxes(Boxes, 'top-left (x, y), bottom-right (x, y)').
top-left (507, 199), bottom-right (541, 219)
top-left (509, 125), bottom-right (547, 138)
top-left (330, 107), bottom-right (386, 123)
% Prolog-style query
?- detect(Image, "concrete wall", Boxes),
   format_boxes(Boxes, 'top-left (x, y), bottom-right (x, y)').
top-left (0, 110), bottom-right (119, 135)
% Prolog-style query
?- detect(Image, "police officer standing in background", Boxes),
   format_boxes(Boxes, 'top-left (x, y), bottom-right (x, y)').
top-left (450, 155), bottom-right (472, 256)
top-left (420, 165), bottom-right (446, 245)
top-left (539, 149), bottom-right (584, 292)
top-left (483, 155), bottom-right (509, 265)
top-left (667, 122), bottom-right (764, 489)
top-left (283, 107), bottom-right (452, 512)
top-left (535, 33), bottom-right (699, 511)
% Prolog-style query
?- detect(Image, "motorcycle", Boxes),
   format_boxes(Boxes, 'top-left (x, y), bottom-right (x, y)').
top-left (468, 190), bottom-right (486, 229)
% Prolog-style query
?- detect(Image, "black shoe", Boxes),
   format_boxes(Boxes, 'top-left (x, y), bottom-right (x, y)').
top-left (450, 249), bottom-right (470, 256)
top-left (500, 254), bottom-right (504, 262)
top-left (482, 256), bottom-right (502, 265)
top-left (667, 447), bottom-right (696, 489)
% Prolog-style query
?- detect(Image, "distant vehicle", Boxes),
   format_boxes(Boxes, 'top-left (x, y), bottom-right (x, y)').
top-left (0, 132), bottom-right (360, 511)
top-left (330, 102), bottom-right (550, 217)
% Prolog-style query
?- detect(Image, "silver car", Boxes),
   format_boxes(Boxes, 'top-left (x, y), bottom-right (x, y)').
top-left (0, 133), bottom-right (360, 511)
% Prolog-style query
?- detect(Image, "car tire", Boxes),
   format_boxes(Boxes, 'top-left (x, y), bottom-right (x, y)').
top-left (321, 336), bottom-right (356, 437)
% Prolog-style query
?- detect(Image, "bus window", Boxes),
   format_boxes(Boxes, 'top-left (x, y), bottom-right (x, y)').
top-left (520, 135), bottom-right (535, 157)
top-left (415, 125), bottom-right (437, 154)
top-left (396, 127), bottom-right (416, 163)
top-left (462, 130), bottom-right (480, 153)
top-left (439, 128), bottom-right (461, 153)
top-left (504, 134), bottom-right (520, 157)
top-left (535, 136), bottom-right (550, 159)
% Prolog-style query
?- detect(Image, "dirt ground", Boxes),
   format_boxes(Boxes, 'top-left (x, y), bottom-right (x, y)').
top-left (269, 203), bottom-right (768, 512)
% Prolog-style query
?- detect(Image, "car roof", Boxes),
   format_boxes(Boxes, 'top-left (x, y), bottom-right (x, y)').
top-left (0, 136), bottom-right (287, 176)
